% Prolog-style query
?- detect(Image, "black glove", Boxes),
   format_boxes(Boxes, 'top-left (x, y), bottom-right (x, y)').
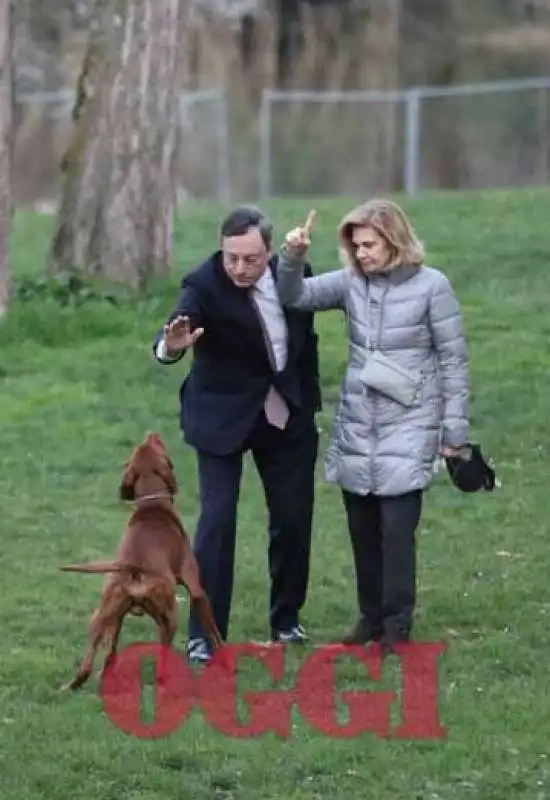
top-left (445, 443), bottom-right (496, 493)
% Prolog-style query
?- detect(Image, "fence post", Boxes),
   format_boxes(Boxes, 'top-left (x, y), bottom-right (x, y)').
top-left (215, 90), bottom-right (231, 203)
top-left (403, 88), bottom-right (422, 195)
top-left (259, 90), bottom-right (272, 199)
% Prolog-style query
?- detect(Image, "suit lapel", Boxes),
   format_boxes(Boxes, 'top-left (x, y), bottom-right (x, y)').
top-left (214, 253), bottom-right (273, 366)
top-left (213, 252), bottom-right (294, 371)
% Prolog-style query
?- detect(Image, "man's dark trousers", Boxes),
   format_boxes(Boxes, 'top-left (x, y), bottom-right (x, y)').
top-left (189, 407), bottom-right (318, 642)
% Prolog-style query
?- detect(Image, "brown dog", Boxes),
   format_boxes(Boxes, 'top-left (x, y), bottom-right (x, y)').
top-left (60, 431), bottom-right (223, 691)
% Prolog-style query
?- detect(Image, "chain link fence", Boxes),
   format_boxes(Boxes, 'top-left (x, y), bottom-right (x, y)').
top-left (12, 87), bottom-right (231, 209)
top-left (11, 75), bottom-right (550, 207)
top-left (177, 89), bottom-right (231, 202)
top-left (258, 76), bottom-right (550, 198)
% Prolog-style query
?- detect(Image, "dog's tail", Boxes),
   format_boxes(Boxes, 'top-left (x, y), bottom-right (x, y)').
top-left (60, 560), bottom-right (152, 578)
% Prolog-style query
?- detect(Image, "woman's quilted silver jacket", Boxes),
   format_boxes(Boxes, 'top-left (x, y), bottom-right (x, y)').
top-left (276, 251), bottom-right (470, 496)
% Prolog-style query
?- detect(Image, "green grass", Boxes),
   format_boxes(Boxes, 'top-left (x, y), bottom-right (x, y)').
top-left (2, 187), bottom-right (550, 799)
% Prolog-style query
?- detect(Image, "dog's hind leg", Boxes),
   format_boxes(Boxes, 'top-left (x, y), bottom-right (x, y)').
top-left (178, 559), bottom-right (224, 652)
top-left (191, 595), bottom-right (225, 652)
top-left (61, 608), bottom-right (108, 691)
top-left (178, 564), bottom-right (224, 652)
top-left (62, 591), bottom-right (131, 692)
top-left (101, 613), bottom-right (126, 675)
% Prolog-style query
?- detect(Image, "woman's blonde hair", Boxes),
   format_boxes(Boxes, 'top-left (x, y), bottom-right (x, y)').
top-left (338, 198), bottom-right (425, 271)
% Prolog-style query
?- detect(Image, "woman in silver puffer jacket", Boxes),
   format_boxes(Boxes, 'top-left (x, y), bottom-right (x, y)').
top-left (276, 199), bottom-right (470, 652)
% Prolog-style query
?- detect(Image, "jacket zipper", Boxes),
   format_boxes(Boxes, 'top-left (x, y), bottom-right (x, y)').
top-left (368, 282), bottom-right (390, 492)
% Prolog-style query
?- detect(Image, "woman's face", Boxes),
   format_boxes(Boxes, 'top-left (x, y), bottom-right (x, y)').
top-left (350, 225), bottom-right (392, 273)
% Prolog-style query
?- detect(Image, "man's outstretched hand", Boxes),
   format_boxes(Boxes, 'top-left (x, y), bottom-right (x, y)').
top-left (164, 315), bottom-right (204, 355)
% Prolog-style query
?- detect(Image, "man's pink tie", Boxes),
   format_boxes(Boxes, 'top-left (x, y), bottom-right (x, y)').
top-left (264, 385), bottom-right (290, 429)
top-left (249, 291), bottom-right (290, 431)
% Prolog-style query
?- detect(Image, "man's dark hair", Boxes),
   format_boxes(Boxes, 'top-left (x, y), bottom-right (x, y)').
top-left (220, 205), bottom-right (273, 249)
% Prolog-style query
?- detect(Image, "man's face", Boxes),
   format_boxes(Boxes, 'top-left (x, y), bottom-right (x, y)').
top-left (222, 227), bottom-right (270, 288)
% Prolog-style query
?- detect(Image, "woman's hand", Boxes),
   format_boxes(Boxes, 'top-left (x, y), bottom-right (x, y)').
top-left (283, 209), bottom-right (316, 259)
top-left (440, 445), bottom-right (465, 458)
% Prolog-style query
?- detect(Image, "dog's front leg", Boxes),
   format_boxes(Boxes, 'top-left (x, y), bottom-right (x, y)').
top-left (148, 605), bottom-right (178, 684)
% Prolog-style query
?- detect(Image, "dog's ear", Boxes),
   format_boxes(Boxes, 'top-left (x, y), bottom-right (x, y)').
top-left (119, 462), bottom-right (138, 501)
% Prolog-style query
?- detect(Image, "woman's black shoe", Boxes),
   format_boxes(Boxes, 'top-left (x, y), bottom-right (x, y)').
top-left (342, 617), bottom-right (382, 645)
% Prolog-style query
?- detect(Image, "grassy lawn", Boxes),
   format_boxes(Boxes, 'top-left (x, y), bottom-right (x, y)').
top-left (1, 187), bottom-right (550, 799)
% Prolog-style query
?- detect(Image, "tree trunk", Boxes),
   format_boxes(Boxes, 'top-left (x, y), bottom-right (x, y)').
top-left (48, 0), bottom-right (185, 288)
top-left (0, 0), bottom-right (13, 318)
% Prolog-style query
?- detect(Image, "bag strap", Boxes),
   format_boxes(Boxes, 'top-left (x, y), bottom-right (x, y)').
top-left (365, 282), bottom-right (389, 353)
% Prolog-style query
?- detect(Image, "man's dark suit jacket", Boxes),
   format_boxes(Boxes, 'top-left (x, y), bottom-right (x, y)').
top-left (153, 251), bottom-right (322, 456)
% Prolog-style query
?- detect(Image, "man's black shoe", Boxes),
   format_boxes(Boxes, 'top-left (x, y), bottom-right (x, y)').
top-left (271, 624), bottom-right (308, 644)
top-left (186, 638), bottom-right (211, 663)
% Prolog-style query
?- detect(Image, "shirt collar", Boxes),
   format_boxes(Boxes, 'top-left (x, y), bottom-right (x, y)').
top-left (253, 266), bottom-right (273, 293)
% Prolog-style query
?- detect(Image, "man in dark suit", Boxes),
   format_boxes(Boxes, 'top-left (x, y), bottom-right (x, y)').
top-left (152, 205), bottom-right (321, 663)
